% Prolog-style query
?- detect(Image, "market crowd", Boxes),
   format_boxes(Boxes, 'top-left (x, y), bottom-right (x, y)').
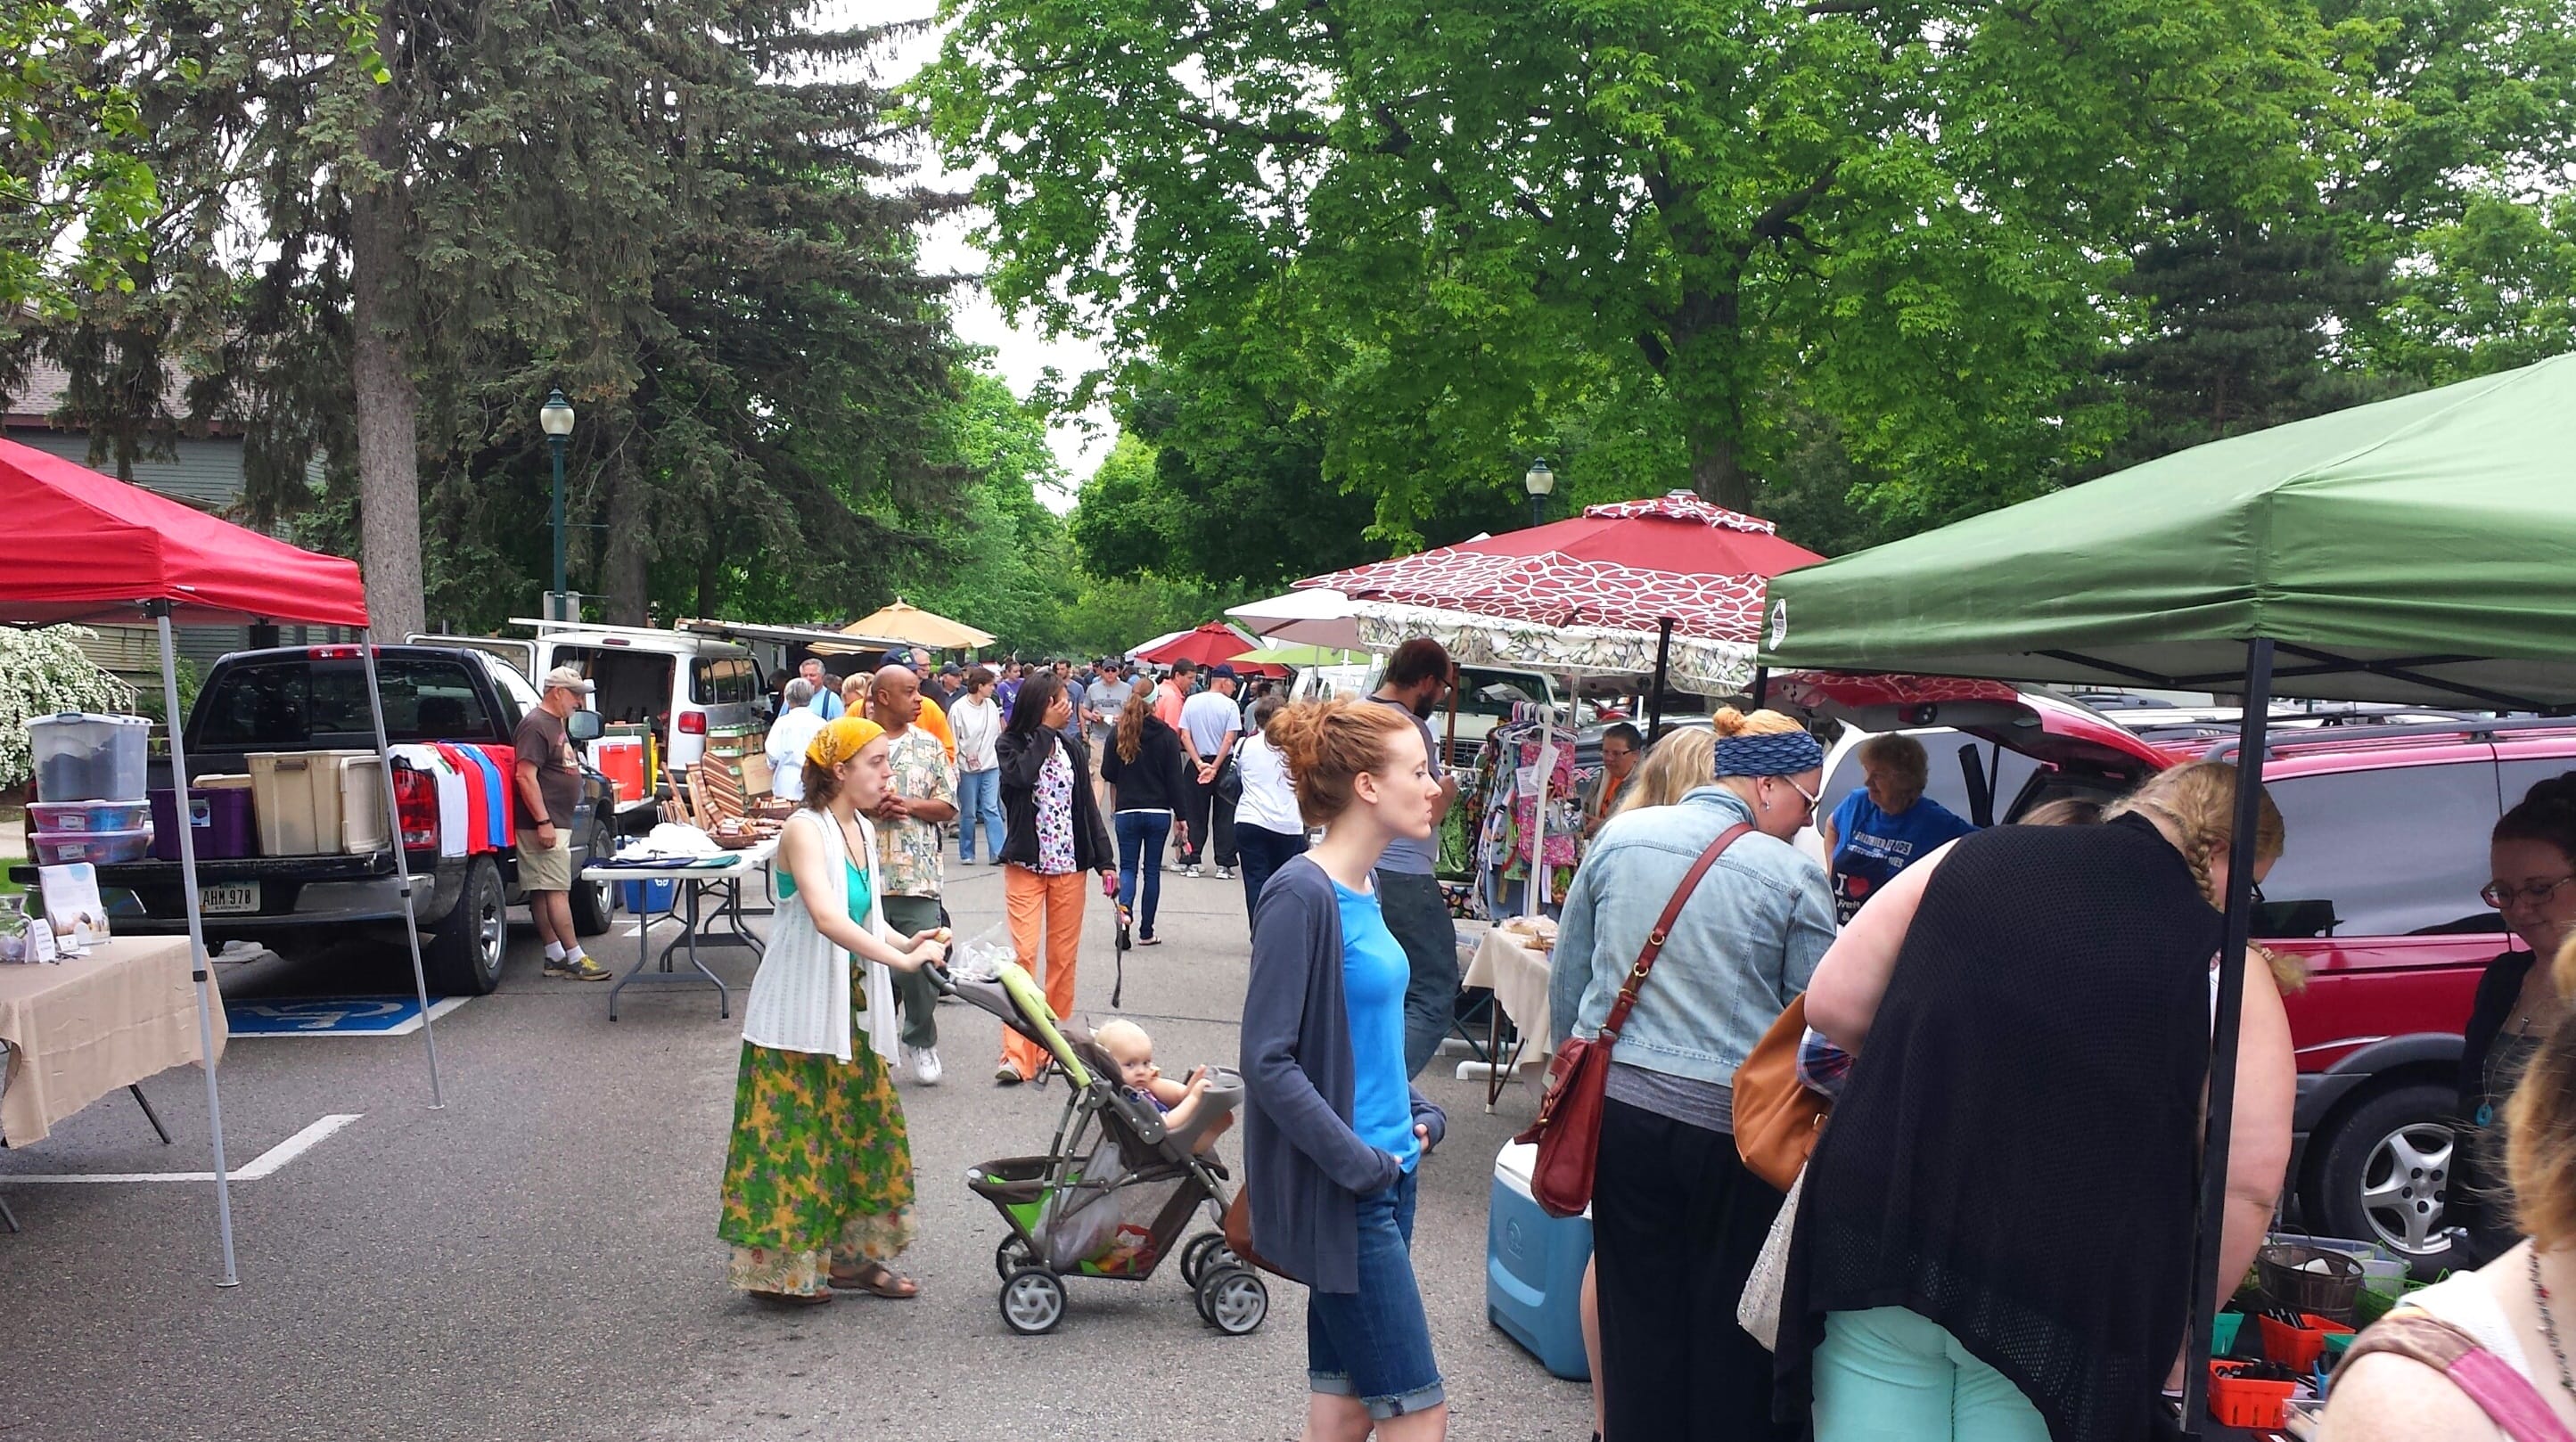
top-left (716, 634), bottom-right (2576, 1442)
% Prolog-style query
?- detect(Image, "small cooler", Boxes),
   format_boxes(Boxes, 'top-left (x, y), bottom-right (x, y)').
top-left (1489, 1141), bottom-right (1593, 1381)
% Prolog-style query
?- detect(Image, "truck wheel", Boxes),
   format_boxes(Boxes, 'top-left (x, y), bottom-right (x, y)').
top-left (570, 823), bottom-right (614, 938)
top-left (2312, 1081), bottom-right (2459, 1273)
top-left (427, 856), bottom-right (508, 995)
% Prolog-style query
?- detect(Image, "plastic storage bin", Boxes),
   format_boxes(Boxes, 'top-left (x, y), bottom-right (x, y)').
top-left (620, 879), bottom-right (677, 914)
top-left (150, 786), bottom-right (258, 861)
top-left (28, 799), bottom-right (152, 833)
top-left (29, 712), bottom-right (152, 802)
top-left (248, 751), bottom-right (390, 856)
top-left (32, 828), bottom-right (155, 865)
top-left (1488, 1142), bottom-right (1593, 1381)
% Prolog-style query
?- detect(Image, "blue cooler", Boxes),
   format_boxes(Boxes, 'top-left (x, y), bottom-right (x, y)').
top-left (619, 878), bottom-right (677, 914)
top-left (1488, 1141), bottom-right (1592, 1381)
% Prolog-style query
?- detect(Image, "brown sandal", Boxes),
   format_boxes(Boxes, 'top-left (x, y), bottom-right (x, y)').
top-left (829, 1262), bottom-right (920, 1299)
top-left (748, 1288), bottom-right (833, 1307)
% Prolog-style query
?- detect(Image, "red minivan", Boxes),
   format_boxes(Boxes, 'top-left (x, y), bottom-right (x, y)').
top-left (1780, 675), bottom-right (2565, 1270)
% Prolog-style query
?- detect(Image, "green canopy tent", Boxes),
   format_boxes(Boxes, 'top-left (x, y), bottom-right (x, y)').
top-left (1756, 350), bottom-right (2576, 1437)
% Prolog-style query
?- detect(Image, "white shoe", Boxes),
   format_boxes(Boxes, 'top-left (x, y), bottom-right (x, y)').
top-left (906, 1045), bottom-right (943, 1086)
top-left (1185, 864), bottom-right (1202, 879)
top-left (1216, 866), bottom-right (1235, 881)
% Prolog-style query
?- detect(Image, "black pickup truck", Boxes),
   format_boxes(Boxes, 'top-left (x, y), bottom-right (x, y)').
top-left (19, 644), bottom-right (615, 995)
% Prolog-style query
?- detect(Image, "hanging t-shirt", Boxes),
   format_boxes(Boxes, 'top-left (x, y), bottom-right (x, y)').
top-left (1826, 791), bottom-right (1978, 923)
top-left (1334, 878), bottom-right (1420, 1174)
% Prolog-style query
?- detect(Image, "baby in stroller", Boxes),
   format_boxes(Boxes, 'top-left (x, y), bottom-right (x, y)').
top-left (1092, 1020), bottom-right (1233, 1153)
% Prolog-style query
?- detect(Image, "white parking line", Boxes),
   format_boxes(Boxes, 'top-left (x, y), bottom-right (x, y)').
top-left (3, 1113), bottom-right (363, 1184)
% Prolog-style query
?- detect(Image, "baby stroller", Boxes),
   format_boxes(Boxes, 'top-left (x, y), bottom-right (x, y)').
top-left (941, 959), bottom-right (1266, 1337)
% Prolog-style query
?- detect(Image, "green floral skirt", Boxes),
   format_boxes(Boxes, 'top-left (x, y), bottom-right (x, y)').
top-left (718, 1033), bottom-right (916, 1297)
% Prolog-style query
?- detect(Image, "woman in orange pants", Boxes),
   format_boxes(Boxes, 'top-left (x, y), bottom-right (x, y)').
top-left (994, 672), bottom-right (1117, 1084)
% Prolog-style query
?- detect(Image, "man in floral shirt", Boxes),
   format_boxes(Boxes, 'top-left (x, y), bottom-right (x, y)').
top-left (868, 665), bottom-right (959, 1086)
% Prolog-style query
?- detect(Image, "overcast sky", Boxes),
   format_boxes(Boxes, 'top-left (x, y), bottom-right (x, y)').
top-left (820, 1), bottom-right (1114, 509)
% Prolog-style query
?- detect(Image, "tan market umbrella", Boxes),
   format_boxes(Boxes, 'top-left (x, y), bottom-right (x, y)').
top-left (841, 598), bottom-right (995, 651)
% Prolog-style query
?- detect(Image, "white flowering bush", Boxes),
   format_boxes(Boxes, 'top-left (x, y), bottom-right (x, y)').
top-left (0, 627), bottom-right (140, 791)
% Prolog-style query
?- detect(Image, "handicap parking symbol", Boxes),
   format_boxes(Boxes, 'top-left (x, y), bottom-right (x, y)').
top-left (226, 996), bottom-right (465, 1037)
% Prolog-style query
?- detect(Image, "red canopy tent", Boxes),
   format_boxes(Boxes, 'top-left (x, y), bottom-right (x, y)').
top-left (0, 438), bottom-right (446, 1285)
top-left (1136, 621), bottom-right (1266, 669)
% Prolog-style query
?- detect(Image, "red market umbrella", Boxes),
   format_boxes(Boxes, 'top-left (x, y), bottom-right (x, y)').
top-left (1299, 491), bottom-right (1823, 645)
top-left (1136, 621), bottom-right (1264, 668)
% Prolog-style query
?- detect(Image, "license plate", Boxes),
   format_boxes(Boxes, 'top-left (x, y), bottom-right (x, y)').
top-left (200, 882), bottom-right (260, 914)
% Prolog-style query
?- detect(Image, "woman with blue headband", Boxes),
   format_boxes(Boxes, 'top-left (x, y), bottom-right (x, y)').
top-left (1549, 707), bottom-right (1836, 1442)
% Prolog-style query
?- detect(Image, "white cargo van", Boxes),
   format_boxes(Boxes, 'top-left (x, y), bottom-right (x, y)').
top-left (411, 619), bottom-right (767, 817)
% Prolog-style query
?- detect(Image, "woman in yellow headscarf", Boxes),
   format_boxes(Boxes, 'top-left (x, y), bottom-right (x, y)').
top-left (720, 716), bottom-right (950, 1306)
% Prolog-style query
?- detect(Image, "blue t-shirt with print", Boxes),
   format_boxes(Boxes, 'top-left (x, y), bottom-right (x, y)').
top-left (1334, 878), bottom-right (1419, 1174)
top-left (1827, 790), bottom-right (1977, 924)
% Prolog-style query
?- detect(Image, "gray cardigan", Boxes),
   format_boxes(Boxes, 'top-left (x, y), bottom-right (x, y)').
top-left (1239, 855), bottom-right (1448, 1293)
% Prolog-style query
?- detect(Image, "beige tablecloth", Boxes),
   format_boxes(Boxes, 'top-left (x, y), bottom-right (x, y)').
top-left (0, 936), bottom-right (226, 1145)
top-left (1464, 928), bottom-right (1557, 1060)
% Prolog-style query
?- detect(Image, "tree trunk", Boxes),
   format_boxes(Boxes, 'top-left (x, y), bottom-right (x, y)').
top-left (349, 111), bottom-right (424, 639)
top-left (602, 446), bottom-right (652, 625)
top-left (1691, 430), bottom-right (1752, 512)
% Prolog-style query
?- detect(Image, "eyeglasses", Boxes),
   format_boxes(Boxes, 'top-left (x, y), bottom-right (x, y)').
top-left (2482, 875), bottom-right (2576, 910)
top-left (1771, 774), bottom-right (1821, 815)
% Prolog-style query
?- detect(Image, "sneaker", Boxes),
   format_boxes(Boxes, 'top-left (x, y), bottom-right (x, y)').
top-left (1184, 864), bottom-right (1202, 879)
top-left (906, 1045), bottom-right (943, 1086)
top-left (995, 1064), bottom-right (1024, 1086)
top-left (549, 955), bottom-right (612, 981)
top-left (1216, 866), bottom-right (1235, 881)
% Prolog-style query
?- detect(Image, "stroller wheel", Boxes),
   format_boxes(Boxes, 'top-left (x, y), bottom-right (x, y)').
top-left (996, 1235), bottom-right (1035, 1282)
top-left (1195, 1266), bottom-right (1268, 1335)
top-left (1000, 1266), bottom-right (1067, 1335)
top-left (1179, 1232), bottom-right (1228, 1287)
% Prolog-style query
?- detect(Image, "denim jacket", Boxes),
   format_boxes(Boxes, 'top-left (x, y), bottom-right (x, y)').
top-left (1548, 786), bottom-right (1837, 1086)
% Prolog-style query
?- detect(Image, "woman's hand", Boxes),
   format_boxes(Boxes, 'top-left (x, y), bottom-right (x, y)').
top-left (904, 936), bottom-right (948, 971)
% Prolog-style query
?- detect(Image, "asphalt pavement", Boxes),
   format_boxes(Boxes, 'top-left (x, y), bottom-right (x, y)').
top-left (0, 857), bottom-right (1595, 1442)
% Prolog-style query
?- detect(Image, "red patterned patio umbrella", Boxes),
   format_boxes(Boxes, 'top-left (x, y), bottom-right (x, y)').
top-left (1298, 491), bottom-right (1822, 646)
top-left (1135, 621), bottom-right (1264, 668)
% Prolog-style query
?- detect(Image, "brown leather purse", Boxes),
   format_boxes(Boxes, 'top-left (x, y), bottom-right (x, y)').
top-left (1222, 1186), bottom-right (1299, 1282)
top-left (1732, 994), bottom-right (1831, 1192)
top-left (1514, 823), bottom-right (1752, 1218)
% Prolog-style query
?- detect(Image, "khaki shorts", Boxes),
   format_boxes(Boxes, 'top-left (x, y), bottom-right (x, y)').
top-left (517, 832), bottom-right (574, 892)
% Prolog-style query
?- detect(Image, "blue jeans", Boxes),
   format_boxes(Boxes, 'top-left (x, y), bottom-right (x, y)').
top-left (1235, 823), bottom-right (1309, 937)
top-left (1113, 810), bottom-right (1172, 940)
top-left (957, 766), bottom-right (1004, 862)
top-left (1377, 869), bottom-right (1459, 1080)
top-left (1308, 1170), bottom-right (1443, 1420)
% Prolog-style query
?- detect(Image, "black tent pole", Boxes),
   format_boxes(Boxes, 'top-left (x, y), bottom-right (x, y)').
top-left (2179, 637), bottom-right (2274, 1437)
top-left (1751, 665), bottom-right (1770, 709)
top-left (1648, 618), bottom-right (1674, 741)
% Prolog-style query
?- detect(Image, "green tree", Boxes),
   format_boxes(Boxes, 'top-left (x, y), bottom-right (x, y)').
top-left (887, 369), bottom-right (1082, 651)
top-left (21, 2), bottom-right (967, 637)
top-left (927, 0), bottom-right (2338, 533)
top-left (0, 4), bottom-right (158, 320)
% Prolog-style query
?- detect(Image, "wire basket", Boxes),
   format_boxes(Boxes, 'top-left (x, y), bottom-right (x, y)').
top-left (2257, 1243), bottom-right (2364, 1323)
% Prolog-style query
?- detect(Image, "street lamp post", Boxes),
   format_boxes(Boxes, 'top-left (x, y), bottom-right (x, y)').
top-left (1523, 457), bottom-right (1555, 528)
top-left (539, 389), bottom-right (576, 621)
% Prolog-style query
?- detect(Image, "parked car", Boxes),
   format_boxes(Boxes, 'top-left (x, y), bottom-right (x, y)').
top-left (12, 644), bottom-right (617, 995)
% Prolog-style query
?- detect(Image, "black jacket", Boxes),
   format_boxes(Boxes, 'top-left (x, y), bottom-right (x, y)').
top-left (1098, 717), bottom-right (1191, 815)
top-left (997, 726), bottom-right (1115, 872)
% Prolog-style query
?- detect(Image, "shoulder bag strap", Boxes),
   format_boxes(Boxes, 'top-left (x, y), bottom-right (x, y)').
top-left (2346, 1311), bottom-right (2576, 1442)
top-left (1597, 823), bottom-right (1754, 1043)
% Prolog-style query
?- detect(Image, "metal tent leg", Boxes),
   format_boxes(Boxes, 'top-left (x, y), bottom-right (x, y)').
top-left (2178, 637), bottom-right (2275, 1438)
top-left (154, 608), bottom-right (240, 1288)
top-left (359, 634), bottom-right (446, 1110)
